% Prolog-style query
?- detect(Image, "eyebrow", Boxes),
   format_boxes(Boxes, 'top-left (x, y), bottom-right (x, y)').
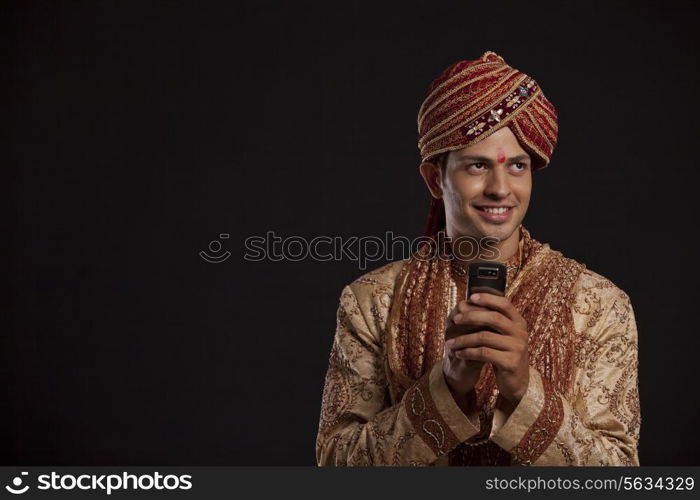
top-left (454, 154), bottom-right (531, 163)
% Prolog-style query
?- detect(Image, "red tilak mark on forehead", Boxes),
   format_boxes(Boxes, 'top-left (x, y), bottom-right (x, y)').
top-left (497, 149), bottom-right (506, 163)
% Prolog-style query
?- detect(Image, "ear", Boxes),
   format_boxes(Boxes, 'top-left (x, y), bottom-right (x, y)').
top-left (419, 161), bottom-right (443, 199)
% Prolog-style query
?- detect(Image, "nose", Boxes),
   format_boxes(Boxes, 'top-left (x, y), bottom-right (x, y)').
top-left (483, 167), bottom-right (511, 200)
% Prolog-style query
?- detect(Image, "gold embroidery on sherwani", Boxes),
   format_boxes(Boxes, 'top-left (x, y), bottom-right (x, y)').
top-left (405, 375), bottom-right (460, 455)
top-left (510, 376), bottom-right (564, 465)
top-left (316, 228), bottom-right (641, 467)
top-left (385, 227), bottom-right (586, 465)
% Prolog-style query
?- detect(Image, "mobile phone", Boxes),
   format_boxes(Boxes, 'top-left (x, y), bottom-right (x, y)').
top-left (467, 262), bottom-right (507, 297)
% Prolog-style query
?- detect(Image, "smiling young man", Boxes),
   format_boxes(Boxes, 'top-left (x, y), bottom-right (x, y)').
top-left (316, 52), bottom-right (640, 466)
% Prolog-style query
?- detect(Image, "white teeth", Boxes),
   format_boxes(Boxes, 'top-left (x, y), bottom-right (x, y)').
top-left (482, 207), bottom-right (509, 214)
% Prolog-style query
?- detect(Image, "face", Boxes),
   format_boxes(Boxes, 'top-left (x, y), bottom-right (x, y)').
top-left (422, 126), bottom-right (532, 244)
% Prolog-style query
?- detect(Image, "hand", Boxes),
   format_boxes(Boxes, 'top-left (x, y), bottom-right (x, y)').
top-left (445, 293), bottom-right (530, 405)
top-left (441, 297), bottom-right (490, 410)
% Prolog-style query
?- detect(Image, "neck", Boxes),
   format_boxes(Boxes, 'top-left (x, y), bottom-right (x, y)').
top-left (445, 226), bottom-right (521, 264)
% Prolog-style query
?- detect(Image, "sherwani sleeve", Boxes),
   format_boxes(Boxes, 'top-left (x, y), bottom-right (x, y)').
top-left (316, 285), bottom-right (481, 466)
top-left (488, 274), bottom-right (641, 465)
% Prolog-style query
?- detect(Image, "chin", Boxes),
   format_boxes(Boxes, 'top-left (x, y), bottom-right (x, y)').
top-left (453, 210), bottom-right (523, 243)
top-left (470, 220), bottom-right (519, 242)
top-left (479, 225), bottom-right (513, 241)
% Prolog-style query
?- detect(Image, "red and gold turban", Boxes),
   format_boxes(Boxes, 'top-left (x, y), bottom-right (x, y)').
top-left (418, 51), bottom-right (558, 235)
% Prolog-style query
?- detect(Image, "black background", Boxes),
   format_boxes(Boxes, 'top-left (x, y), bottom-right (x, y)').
top-left (3, 0), bottom-right (699, 465)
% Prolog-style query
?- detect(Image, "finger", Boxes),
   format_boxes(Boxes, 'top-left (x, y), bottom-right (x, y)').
top-left (445, 331), bottom-right (512, 351)
top-left (445, 321), bottom-right (465, 340)
top-left (450, 300), bottom-right (490, 323)
top-left (445, 320), bottom-right (487, 342)
top-left (453, 300), bottom-right (489, 322)
top-left (454, 346), bottom-right (513, 370)
top-left (469, 293), bottom-right (524, 325)
top-left (453, 310), bottom-right (515, 335)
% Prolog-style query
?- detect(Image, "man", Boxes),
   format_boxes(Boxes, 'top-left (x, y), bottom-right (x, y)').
top-left (315, 51), bottom-right (640, 466)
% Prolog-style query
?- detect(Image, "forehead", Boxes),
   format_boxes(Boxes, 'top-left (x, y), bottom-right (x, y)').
top-left (452, 127), bottom-right (527, 158)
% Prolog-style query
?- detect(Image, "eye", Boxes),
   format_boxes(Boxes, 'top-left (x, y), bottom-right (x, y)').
top-left (467, 162), bottom-right (487, 172)
top-left (509, 162), bottom-right (527, 172)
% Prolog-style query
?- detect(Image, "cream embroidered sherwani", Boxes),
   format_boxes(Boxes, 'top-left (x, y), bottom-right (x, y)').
top-left (316, 230), bottom-right (640, 466)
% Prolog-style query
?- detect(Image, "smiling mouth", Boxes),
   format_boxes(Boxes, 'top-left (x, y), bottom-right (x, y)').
top-left (475, 206), bottom-right (514, 214)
